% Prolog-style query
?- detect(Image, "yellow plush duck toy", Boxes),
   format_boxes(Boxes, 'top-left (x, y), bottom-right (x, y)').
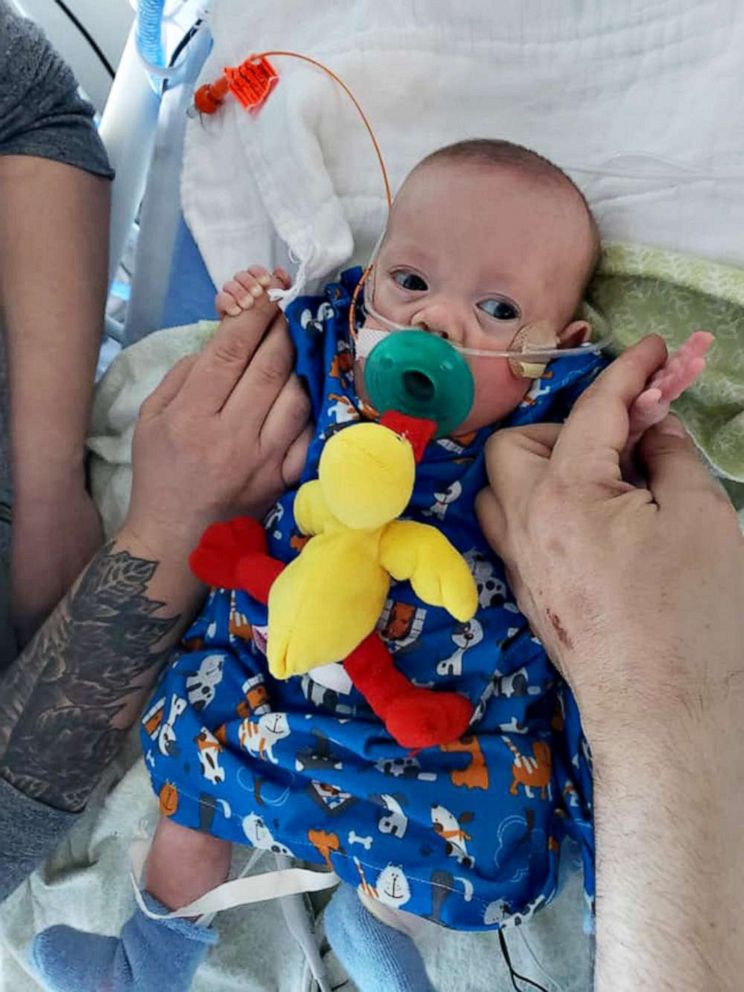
top-left (268, 419), bottom-right (477, 677)
top-left (191, 415), bottom-right (478, 747)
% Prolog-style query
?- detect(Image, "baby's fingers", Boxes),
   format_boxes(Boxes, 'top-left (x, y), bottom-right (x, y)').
top-left (648, 330), bottom-right (713, 402)
top-left (627, 387), bottom-right (668, 448)
top-left (215, 288), bottom-right (243, 317)
top-left (216, 266), bottom-right (273, 316)
top-left (651, 356), bottom-right (706, 403)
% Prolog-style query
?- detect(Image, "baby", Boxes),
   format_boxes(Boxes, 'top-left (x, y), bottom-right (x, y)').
top-left (32, 140), bottom-right (706, 992)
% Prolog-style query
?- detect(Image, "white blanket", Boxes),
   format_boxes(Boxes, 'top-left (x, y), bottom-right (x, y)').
top-left (183, 0), bottom-right (744, 298)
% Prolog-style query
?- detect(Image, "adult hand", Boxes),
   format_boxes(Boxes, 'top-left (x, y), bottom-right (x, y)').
top-left (476, 335), bottom-right (743, 753)
top-left (122, 290), bottom-right (312, 562)
top-left (11, 479), bottom-right (103, 645)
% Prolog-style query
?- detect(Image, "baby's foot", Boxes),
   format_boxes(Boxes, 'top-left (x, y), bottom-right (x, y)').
top-left (384, 688), bottom-right (473, 749)
top-left (324, 883), bottom-right (435, 992)
top-left (30, 893), bottom-right (217, 992)
top-left (215, 264), bottom-right (291, 318)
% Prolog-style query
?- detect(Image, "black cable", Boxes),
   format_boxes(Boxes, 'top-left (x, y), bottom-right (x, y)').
top-left (50, 0), bottom-right (115, 80)
top-left (168, 18), bottom-right (201, 69)
top-left (498, 928), bottom-right (551, 992)
top-left (161, 18), bottom-right (201, 93)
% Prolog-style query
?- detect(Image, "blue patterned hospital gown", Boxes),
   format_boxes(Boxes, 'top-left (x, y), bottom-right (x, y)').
top-left (141, 268), bottom-right (605, 931)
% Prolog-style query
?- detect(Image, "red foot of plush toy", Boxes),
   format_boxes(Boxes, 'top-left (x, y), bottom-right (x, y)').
top-left (189, 516), bottom-right (282, 601)
top-left (383, 689), bottom-right (473, 750)
top-left (345, 631), bottom-right (473, 749)
top-left (189, 516), bottom-right (267, 588)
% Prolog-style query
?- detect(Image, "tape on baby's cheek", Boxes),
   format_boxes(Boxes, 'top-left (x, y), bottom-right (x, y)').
top-left (355, 325), bottom-right (388, 359)
top-left (508, 320), bottom-right (558, 379)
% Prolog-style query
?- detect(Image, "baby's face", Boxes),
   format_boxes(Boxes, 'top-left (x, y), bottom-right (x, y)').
top-left (361, 159), bottom-right (595, 433)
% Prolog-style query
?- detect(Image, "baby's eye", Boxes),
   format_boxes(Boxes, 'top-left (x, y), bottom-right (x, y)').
top-left (393, 271), bottom-right (428, 292)
top-left (478, 298), bottom-right (519, 321)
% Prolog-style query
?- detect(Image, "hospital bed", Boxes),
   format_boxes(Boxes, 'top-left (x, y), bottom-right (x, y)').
top-left (2, 1), bottom-right (744, 988)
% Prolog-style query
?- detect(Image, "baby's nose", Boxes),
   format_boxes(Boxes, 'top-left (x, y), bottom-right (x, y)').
top-left (410, 302), bottom-right (468, 345)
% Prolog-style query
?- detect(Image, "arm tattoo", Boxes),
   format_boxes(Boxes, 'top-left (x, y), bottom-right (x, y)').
top-left (0, 540), bottom-right (182, 811)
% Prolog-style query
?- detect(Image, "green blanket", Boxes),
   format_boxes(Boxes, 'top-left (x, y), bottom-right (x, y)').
top-left (588, 243), bottom-right (744, 489)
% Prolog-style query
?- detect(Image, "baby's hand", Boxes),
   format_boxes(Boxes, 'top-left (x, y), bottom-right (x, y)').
top-left (215, 265), bottom-right (292, 317)
top-left (626, 330), bottom-right (713, 448)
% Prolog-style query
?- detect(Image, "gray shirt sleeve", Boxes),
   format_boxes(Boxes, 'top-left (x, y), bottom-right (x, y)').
top-left (0, 0), bottom-right (113, 178)
top-left (0, 776), bottom-right (78, 901)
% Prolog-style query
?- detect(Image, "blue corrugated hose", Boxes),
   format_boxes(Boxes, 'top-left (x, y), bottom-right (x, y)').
top-left (136, 0), bottom-right (166, 71)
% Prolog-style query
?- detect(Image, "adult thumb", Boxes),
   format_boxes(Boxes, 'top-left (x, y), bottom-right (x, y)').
top-left (637, 416), bottom-right (719, 508)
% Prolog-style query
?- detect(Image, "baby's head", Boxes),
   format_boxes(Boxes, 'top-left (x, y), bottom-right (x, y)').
top-left (363, 139), bottom-right (600, 432)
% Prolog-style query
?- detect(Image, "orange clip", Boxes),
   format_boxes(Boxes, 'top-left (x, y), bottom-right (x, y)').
top-left (191, 49), bottom-right (392, 228)
top-left (194, 76), bottom-right (230, 115)
top-left (224, 56), bottom-right (279, 113)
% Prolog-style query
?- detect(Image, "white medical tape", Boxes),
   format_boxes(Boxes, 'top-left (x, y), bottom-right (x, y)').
top-left (131, 865), bottom-right (339, 920)
top-left (129, 839), bottom-right (339, 920)
top-left (355, 325), bottom-right (387, 358)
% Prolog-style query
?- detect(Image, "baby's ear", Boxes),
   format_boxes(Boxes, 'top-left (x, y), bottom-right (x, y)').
top-left (558, 320), bottom-right (591, 348)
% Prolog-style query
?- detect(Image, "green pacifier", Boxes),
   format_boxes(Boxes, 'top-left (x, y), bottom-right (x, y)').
top-left (363, 329), bottom-right (474, 437)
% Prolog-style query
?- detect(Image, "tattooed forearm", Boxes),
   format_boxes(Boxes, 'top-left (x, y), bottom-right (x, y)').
top-left (0, 540), bottom-right (183, 811)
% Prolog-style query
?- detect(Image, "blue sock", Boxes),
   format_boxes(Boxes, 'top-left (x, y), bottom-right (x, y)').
top-left (29, 892), bottom-right (217, 992)
top-left (324, 883), bottom-right (434, 992)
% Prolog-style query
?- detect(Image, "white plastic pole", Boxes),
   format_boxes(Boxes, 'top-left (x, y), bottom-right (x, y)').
top-left (99, 24), bottom-right (161, 285)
